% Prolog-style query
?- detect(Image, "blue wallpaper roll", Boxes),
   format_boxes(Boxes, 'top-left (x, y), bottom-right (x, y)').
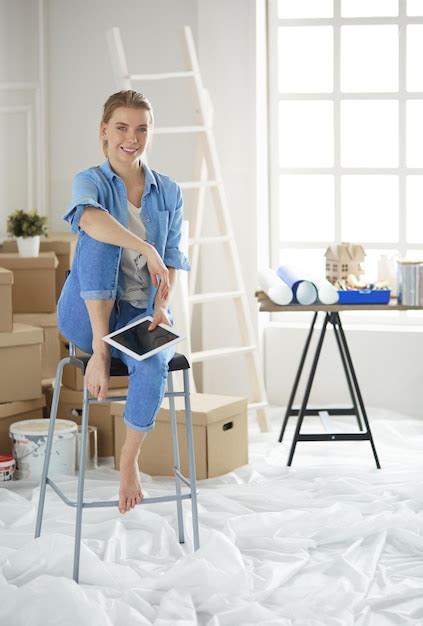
top-left (277, 265), bottom-right (318, 305)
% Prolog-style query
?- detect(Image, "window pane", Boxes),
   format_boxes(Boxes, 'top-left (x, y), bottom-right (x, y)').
top-left (279, 248), bottom-right (327, 277)
top-left (341, 101), bottom-right (398, 167)
top-left (341, 0), bottom-right (398, 16)
top-left (407, 176), bottom-right (423, 242)
top-left (406, 26), bottom-right (423, 91)
top-left (407, 0), bottom-right (423, 16)
top-left (279, 175), bottom-right (334, 241)
top-left (406, 101), bottom-right (423, 167)
top-left (279, 101), bottom-right (334, 167)
top-left (278, 0), bottom-right (333, 18)
top-left (341, 176), bottom-right (398, 242)
top-left (341, 26), bottom-right (398, 92)
top-left (278, 27), bottom-right (333, 93)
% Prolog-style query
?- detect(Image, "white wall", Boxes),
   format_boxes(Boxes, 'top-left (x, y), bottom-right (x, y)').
top-left (47, 0), bottom-right (199, 227)
top-left (265, 322), bottom-right (423, 419)
top-left (0, 0), bottom-right (42, 232)
top-left (197, 0), bottom-right (259, 398)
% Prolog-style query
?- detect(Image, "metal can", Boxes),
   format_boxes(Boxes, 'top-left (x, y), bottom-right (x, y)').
top-left (397, 260), bottom-right (423, 305)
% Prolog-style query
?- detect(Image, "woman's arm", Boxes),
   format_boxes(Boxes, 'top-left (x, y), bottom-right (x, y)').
top-left (149, 267), bottom-right (178, 330)
top-left (80, 207), bottom-right (170, 300)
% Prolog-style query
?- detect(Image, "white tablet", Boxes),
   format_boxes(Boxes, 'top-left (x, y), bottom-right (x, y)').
top-left (102, 315), bottom-right (184, 361)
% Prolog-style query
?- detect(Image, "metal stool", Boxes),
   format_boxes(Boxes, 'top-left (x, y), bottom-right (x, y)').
top-left (34, 340), bottom-right (200, 582)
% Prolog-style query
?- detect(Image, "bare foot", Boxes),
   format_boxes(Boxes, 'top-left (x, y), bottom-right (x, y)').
top-left (119, 449), bottom-right (144, 514)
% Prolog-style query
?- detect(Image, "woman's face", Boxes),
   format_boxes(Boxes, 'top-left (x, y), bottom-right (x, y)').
top-left (101, 106), bottom-right (151, 165)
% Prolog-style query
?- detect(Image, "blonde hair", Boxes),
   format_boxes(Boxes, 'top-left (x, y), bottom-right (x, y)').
top-left (99, 90), bottom-right (154, 157)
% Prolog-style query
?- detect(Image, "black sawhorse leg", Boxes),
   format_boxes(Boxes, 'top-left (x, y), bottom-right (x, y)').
top-left (281, 311), bottom-right (380, 469)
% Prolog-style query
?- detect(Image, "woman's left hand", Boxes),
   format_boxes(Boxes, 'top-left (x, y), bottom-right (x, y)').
top-left (149, 305), bottom-right (171, 330)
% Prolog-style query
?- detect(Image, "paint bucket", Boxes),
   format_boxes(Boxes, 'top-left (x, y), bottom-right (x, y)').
top-left (9, 419), bottom-right (78, 480)
top-left (0, 454), bottom-right (15, 481)
top-left (397, 260), bottom-right (423, 305)
top-left (76, 425), bottom-right (98, 470)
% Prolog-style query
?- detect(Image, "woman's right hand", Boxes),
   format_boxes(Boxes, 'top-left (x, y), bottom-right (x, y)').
top-left (84, 350), bottom-right (111, 401)
top-left (145, 244), bottom-right (170, 302)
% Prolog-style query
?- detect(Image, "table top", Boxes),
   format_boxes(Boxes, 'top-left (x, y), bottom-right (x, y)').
top-left (255, 291), bottom-right (423, 312)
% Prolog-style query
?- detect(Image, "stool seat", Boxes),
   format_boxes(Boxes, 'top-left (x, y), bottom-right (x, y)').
top-left (75, 352), bottom-right (190, 376)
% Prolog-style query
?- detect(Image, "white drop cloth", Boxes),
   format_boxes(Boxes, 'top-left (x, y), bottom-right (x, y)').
top-left (1, 407), bottom-right (423, 625)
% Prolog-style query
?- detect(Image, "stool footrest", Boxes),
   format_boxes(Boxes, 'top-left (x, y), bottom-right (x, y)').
top-left (46, 477), bottom-right (199, 508)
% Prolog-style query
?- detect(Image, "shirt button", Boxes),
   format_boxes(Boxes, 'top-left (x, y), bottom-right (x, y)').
top-left (146, 218), bottom-right (150, 223)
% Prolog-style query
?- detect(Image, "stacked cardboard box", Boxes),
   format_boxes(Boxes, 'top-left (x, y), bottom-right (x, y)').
top-left (1, 232), bottom-right (76, 302)
top-left (0, 267), bottom-right (13, 332)
top-left (0, 251), bottom-right (58, 459)
top-left (112, 393), bottom-right (249, 479)
top-left (0, 251), bottom-right (58, 313)
top-left (0, 323), bottom-right (45, 456)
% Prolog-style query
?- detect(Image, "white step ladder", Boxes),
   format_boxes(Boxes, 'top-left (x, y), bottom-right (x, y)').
top-left (106, 25), bottom-right (270, 432)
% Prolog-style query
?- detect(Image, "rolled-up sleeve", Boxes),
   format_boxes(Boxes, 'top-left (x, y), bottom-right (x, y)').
top-left (164, 184), bottom-right (191, 271)
top-left (63, 172), bottom-right (108, 234)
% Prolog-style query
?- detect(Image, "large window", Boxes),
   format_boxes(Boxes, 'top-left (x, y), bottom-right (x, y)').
top-left (268, 0), bottom-right (423, 322)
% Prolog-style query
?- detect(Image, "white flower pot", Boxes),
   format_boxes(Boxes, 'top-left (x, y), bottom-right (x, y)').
top-left (16, 235), bottom-right (40, 257)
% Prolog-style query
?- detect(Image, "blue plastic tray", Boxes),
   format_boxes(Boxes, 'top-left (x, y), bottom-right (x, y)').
top-left (337, 289), bottom-right (391, 304)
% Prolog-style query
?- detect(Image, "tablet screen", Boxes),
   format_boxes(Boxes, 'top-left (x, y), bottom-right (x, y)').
top-left (110, 319), bottom-right (179, 357)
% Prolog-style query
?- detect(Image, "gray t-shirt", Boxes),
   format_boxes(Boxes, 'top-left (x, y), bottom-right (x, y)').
top-left (120, 200), bottom-right (150, 308)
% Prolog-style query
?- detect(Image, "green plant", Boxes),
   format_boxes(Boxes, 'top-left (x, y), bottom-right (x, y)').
top-left (6, 209), bottom-right (48, 238)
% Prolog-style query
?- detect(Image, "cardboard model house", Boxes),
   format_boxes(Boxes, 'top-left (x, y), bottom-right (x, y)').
top-left (325, 243), bottom-right (366, 284)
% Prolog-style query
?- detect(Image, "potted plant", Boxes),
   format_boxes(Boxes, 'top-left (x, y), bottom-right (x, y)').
top-left (6, 209), bottom-right (48, 257)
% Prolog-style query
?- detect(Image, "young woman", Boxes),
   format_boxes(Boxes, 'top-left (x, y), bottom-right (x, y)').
top-left (57, 90), bottom-right (190, 515)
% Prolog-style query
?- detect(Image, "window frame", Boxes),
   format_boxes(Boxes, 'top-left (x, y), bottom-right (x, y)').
top-left (267, 0), bottom-right (423, 326)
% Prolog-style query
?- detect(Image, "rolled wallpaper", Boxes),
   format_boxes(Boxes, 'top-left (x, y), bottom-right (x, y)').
top-left (276, 265), bottom-right (318, 305)
top-left (257, 267), bottom-right (293, 305)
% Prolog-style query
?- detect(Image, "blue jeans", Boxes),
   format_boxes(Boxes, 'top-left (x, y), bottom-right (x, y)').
top-left (109, 300), bottom-right (176, 432)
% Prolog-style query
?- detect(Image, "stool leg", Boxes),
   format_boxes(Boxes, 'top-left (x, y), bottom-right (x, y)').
top-left (73, 385), bottom-right (90, 583)
top-left (35, 360), bottom-right (66, 538)
top-left (167, 372), bottom-right (185, 543)
top-left (183, 369), bottom-right (200, 550)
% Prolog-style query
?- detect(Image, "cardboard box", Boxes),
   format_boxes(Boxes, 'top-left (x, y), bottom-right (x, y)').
top-left (51, 384), bottom-right (128, 457)
top-left (0, 252), bottom-right (58, 313)
top-left (112, 394), bottom-right (248, 479)
top-left (0, 267), bottom-right (13, 332)
top-left (59, 335), bottom-right (129, 391)
top-left (0, 323), bottom-right (43, 403)
top-left (14, 313), bottom-right (60, 379)
top-left (42, 378), bottom-right (55, 418)
top-left (1, 231), bottom-right (77, 302)
top-left (0, 396), bottom-right (46, 455)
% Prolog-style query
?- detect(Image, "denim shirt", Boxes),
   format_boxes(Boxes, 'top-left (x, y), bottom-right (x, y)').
top-left (57, 159), bottom-right (190, 353)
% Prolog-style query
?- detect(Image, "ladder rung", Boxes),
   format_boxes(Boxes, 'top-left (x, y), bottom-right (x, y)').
top-left (189, 290), bottom-right (243, 304)
top-left (179, 181), bottom-right (218, 189)
top-left (129, 71), bottom-right (195, 81)
top-left (189, 236), bottom-right (230, 246)
top-left (191, 345), bottom-right (256, 362)
top-left (154, 126), bottom-right (208, 135)
top-left (248, 401), bottom-right (268, 410)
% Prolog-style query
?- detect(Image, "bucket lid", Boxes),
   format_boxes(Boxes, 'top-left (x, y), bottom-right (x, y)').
top-left (9, 418), bottom-right (78, 436)
top-left (0, 454), bottom-right (14, 463)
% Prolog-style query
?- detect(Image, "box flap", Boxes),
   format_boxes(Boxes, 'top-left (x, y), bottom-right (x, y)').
top-left (0, 323), bottom-right (44, 348)
top-left (0, 267), bottom-right (13, 285)
top-left (14, 312), bottom-right (57, 327)
top-left (0, 251), bottom-right (59, 269)
top-left (0, 396), bottom-right (46, 419)
top-left (111, 393), bottom-right (248, 426)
